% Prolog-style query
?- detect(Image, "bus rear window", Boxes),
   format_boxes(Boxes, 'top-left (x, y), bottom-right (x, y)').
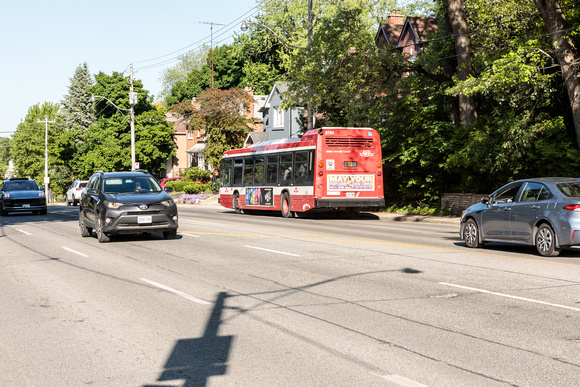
top-left (325, 137), bottom-right (373, 148)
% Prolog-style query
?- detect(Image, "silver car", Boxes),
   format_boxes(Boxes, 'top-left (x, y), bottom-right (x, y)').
top-left (460, 177), bottom-right (580, 256)
top-left (66, 180), bottom-right (88, 206)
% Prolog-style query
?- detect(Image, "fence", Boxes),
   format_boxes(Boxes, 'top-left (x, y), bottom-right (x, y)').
top-left (441, 193), bottom-right (487, 215)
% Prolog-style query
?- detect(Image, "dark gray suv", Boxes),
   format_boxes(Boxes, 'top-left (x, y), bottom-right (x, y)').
top-left (79, 170), bottom-right (178, 242)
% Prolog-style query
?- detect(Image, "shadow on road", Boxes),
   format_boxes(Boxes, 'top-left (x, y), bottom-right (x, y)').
top-left (144, 292), bottom-right (234, 387)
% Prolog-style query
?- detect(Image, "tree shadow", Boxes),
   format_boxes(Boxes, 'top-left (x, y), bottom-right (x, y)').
top-left (144, 292), bottom-right (233, 387)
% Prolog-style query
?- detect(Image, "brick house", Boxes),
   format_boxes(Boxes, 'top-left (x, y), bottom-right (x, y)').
top-left (163, 87), bottom-right (264, 178)
top-left (375, 12), bottom-right (437, 59)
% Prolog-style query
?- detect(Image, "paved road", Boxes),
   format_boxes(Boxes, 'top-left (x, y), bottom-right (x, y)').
top-left (1, 203), bottom-right (579, 386)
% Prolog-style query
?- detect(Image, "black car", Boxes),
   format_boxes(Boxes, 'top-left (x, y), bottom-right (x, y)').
top-left (79, 170), bottom-right (178, 242)
top-left (0, 178), bottom-right (47, 216)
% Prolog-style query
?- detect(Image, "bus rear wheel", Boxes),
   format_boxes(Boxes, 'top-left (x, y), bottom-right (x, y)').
top-left (281, 192), bottom-right (293, 218)
top-left (233, 193), bottom-right (242, 214)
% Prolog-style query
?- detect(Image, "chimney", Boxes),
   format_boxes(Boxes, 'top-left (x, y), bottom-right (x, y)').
top-left (387, 11), bottom-right (404, 25)
top-left (244, 86), bottom-right (254, 119)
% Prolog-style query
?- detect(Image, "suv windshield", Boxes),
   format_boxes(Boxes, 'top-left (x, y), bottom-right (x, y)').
top-left (103, 176), bottom-right (162, 194)
top-left (3, 180), bottom-right (39, 191)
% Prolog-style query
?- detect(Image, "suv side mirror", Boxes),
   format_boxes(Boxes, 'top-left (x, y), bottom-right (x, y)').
top-left (164, 186), bottom-right (174, 193)
top-left (86, 188), bottom-right (98, 195)
top-left (481, 196), bottom-right (490, 205)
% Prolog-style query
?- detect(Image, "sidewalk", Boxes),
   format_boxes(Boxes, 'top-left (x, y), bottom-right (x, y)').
top-left (182, 194), bottom-right (461, 225)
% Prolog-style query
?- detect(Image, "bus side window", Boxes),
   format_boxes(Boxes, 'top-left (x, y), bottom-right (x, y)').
top-left (243, 157), bottom-right (254, 186)
top-left (267, 155), bottom-right (278, 184)
top-left (233, 158), bottom-right (243, 186)
top-left (280, 153), bottom-right (293, 183)
top-left (254, 156), bottom-right (265, 185)
top-left (220, 159), bottom-right (232, 187)
top-left (294, 151), bottom-right (308, 184)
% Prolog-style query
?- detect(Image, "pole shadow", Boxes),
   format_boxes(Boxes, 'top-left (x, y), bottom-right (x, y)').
top-left (144, 292), bottom-right (233, 387)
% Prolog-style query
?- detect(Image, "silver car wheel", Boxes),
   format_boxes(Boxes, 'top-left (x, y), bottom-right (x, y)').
top-left (463, 218), bottom-right (482, 248)
top-left (536, 224), bottom-right (560, 257)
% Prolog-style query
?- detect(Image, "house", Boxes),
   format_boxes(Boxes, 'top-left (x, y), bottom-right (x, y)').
top-left (162, 87), bottom-right (265, 178)
top-left (164, 111), bottom-right (198, 178)
top-left (375, 12), bottom-right (437, 59)
top-left (260, 82), bottom-right (304, 140)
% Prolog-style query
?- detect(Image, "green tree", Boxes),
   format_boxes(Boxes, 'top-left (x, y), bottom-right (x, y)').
top-left (59, 62), bottom-right (96, 130)
top-left (77, 71), bottom-right (175, 177)
top-left (158, 46), bottom-right (210, 103)
top-left (11, 102), bottom-right (60, 182)
top-left (0, 137), bottom-right (11, 178)
top-left (182, 88), bottom-right (254, 169)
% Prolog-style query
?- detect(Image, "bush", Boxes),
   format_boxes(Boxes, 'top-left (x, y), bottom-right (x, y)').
top-left (166, 180), bottom-right (188, 192)
top-left (182, 167), bottom-right (212, 183)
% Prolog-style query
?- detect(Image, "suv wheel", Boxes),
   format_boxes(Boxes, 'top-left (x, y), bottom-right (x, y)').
top-left (96, 216), bottom-right (110, 243)
top-left (79, 211), bottom-right (92, 237)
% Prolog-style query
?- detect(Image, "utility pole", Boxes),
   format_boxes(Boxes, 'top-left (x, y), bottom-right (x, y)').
top-left (307, 0), bottom-right (313, 132)
top-left (37, 116), bottom-right (56, 202)
top-left (129, 65), bottom-right (138, 170)
top-left (198, 21), bottom-right (226, 88)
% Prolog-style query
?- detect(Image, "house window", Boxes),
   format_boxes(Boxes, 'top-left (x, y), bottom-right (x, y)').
top-left (273, 106), bottom-right (284, 127)
top-left (187, 130), bottom-right (193, 140)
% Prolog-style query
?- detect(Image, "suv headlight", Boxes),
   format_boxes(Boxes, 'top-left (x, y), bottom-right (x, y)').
top-left (38, 191), bottom-right (45, 197)
top-left (105, 201), bottom-right (122, 209)
top-left (161, 199), bottom-right (175, 207)
top-left (4, 193), bottom-right (11, 198)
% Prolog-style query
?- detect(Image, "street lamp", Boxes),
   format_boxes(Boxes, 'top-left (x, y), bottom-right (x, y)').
top-left (241, 0), bottom-right (313, 131)
top-left (91, 92), bottom-right (138, 170)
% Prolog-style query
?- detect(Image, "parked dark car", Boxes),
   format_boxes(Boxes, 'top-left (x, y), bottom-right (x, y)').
top-left (0, 178), bottom-right (47, 216)
top-left (158, 176), bottom-right (190, 188)
top-left (79, 170), bottom-right (178, 242)
top-left (460, 177), bottom-right (580, 257)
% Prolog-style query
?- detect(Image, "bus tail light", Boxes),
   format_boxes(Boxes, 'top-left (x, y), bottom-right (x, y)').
top-left (318, 171), bottom-right (324, 177)
top-left (377, 162), bottom-right (382, 168)
top-left (377, 171), bottom-right (382, 177)
top-left (318, 162), bottom-right (324, 168)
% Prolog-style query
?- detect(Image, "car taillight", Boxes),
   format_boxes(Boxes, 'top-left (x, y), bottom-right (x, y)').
top-left (564, 204), bottom-right (580, 211)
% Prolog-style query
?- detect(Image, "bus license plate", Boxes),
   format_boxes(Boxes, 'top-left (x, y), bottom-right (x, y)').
top-left (138, 216), bottom-right (152, 224)
top-left (346, 192), bottom-right (355, 197)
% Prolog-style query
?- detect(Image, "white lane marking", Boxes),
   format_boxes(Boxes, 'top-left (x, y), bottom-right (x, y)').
top-left (179, 232), bottom-right (200, 238)
top-left (372, 373), bottom-right (429, 387)
top-left (244, 245), bottom-right (300, 257)
top-left (140, 278), bottom-right (210, 305)
top-left (15, 228), bottom-right (32, 235)
top-left (440, 282), bottom-right (580, 312)
top-left (62, 246), bottom-right (89, 258)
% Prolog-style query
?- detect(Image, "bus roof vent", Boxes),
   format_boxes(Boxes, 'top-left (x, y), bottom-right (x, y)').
top-left (325, 137), bottom-right (373, 148)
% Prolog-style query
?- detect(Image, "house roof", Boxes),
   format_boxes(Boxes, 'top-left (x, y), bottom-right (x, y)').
top-left (260, 82), bottom-right (289, 112)
top-left (375, 23), bottom-right (404, 48)
top-left (186, 142), bottom-right (206, 153)
top-left (243, 132), bottom-right (269, 147)
top-left (398, 17), bottom-right (438, 46)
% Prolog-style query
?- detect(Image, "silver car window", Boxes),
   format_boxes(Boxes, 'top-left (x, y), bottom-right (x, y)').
top-left (492, 184), bottom-right (523, 204)
top-left (520, 182), bottom-right (550, 202)
top-left (557, 182), bottom-right (580, 197)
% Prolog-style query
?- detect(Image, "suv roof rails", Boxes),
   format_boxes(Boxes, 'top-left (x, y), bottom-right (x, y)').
top-left (132, 169), bottom-right (149, 173)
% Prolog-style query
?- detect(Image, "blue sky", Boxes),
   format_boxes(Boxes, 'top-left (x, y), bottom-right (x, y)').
top-left (0, 0), bottom-right (258, 138)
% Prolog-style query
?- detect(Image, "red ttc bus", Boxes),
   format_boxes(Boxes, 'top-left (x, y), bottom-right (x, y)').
top-left (219, 127), bottom-right (384, 217)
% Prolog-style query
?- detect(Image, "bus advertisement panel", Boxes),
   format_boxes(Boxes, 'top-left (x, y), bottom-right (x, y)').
top-left (219, 127), bottom-right (384, 217)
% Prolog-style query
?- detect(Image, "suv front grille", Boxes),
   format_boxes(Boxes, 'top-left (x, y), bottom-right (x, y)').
top-left (126, 210), bottom-right (162, 216)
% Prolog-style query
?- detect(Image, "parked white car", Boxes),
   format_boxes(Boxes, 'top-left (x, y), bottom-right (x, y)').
top-left (66, 180), bottom-right (88, 206)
